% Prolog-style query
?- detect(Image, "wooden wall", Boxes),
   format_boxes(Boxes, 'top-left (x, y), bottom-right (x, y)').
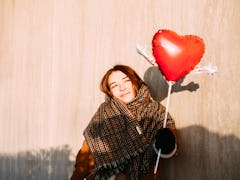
top-left (0, 0), bottom-right (239, 179)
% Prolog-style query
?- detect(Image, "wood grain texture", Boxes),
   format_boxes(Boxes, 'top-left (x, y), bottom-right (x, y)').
top-left (0, 0), bottom-right (239, 179)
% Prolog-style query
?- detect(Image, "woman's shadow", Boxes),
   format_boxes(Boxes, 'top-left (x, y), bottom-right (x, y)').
top-left (162, 125), bottom-right (240, 180)
top-left (144, 66), bottom-right (199, 102)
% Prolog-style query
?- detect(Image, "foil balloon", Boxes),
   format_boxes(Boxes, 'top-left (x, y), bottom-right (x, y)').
top-left (152, 29), bottom-right (205, 82)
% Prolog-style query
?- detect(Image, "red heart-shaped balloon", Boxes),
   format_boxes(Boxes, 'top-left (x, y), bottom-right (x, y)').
top-left (152, 29), bottom-right (205, 82)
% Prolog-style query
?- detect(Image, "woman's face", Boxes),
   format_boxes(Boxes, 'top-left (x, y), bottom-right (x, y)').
top-left (108, 70), bottom-right (136, 104)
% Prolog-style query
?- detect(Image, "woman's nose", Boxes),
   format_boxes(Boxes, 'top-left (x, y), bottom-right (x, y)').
top-left (119, 83), bottom-right (126, 91)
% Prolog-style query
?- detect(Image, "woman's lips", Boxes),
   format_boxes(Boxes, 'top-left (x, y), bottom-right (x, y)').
top-left (120, 92), bottom-right (130, 98)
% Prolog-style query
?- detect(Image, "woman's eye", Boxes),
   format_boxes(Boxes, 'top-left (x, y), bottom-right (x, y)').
top-left (124, 79), bottom-right (130, 83)
top-left (111, 84), bottom-right (118, 89)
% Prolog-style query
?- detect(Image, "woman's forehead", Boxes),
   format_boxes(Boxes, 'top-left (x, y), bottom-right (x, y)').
top-left (108, 71), bottom-right (128, 83)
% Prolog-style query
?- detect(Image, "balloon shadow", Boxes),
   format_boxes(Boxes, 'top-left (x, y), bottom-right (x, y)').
top-left (0, 145), bottom-right (74, 180)
top-left (143, 66), bottom-right (199, 102)
top-left (161, 125), bottom-right (240, 180)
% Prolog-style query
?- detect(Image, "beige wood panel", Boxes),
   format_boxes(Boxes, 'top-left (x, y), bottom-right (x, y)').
top-left (0, 0), bottom-right (239, 179)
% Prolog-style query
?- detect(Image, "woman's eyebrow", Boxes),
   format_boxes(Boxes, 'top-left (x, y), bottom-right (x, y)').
top-left (109, 76), bottom-right (128, 86)
top-left (109, 81), bottom-right (116, 86)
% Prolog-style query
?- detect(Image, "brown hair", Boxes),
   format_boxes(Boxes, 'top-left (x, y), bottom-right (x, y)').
top-left (100, 65), bottom-right (144, 97)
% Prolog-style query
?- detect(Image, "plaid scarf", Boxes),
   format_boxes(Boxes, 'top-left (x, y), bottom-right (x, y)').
top-left (83, 84), bottom-right (175, 179)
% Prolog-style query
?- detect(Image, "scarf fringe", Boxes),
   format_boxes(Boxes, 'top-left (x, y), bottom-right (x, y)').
top-left (94, 144), bottom-right (149, 179)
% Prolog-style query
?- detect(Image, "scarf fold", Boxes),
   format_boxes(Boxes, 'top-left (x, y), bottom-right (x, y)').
top-left (83, 84), bottom-right (175, 179)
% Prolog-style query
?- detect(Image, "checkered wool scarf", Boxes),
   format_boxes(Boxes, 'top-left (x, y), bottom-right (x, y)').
top-left (83, 84), bottom-right (175, 179)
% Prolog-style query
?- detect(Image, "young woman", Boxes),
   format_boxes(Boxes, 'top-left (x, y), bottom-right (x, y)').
top-left (70, 65), bottom-right (177, 180)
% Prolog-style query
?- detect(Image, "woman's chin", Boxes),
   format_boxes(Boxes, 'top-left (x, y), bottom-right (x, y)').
top-left (121, 97), bottom-right (135, 104)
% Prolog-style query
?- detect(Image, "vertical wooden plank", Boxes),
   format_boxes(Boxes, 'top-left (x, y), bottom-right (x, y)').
top-left (0, 0), bottom-right (239, 179)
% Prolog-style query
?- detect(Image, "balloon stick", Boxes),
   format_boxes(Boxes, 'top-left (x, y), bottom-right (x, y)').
top-left (154, 81), bottom-right (173, 174)
top-left (154, 148), bottom-right (161, 174)
top-left (163, 81), bottom-right (173, 128)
